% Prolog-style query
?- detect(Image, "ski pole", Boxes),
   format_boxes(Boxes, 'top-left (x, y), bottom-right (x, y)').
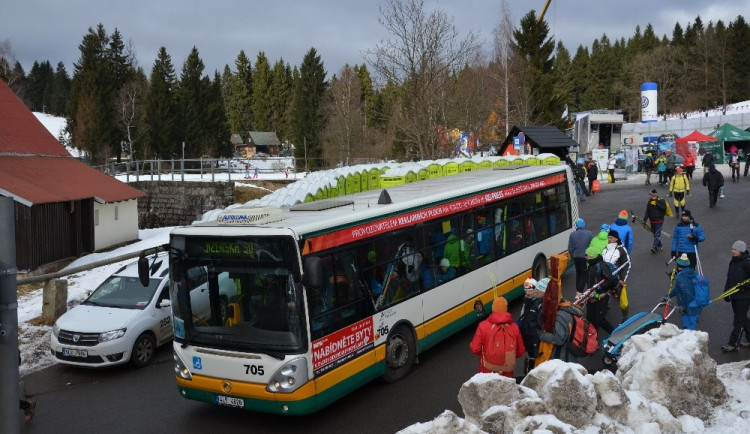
top-left (712, 278), bottom-right (750, 303)
top-left (575, 260), bottom-right (630, 307)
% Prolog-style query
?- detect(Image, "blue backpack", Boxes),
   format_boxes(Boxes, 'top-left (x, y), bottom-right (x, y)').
top-left (689, 274), bottom-right (711, 307)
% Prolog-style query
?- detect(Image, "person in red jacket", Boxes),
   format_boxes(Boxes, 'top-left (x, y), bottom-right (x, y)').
top-left (683, 153), bottom-right (696, 180)
top-left (470, 296), bottom-right (525, 378)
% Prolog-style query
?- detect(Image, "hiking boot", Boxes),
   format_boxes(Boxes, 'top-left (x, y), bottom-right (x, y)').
top-left (24, 400), bottom-right (35, 422)
top-left (740, 341), bottom-right (750, 348)
top-left (721, 344), bottom-right (739, 352)
top-left (650, 246), bottom-right (658, 254)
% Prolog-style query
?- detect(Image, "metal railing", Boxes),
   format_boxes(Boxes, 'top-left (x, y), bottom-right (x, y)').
top-left (92, 157), bottom-right (297, 182)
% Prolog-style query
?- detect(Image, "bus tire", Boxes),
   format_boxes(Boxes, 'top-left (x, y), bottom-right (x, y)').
top-left (383, 325), bottom-right (416, 383)
top-left (131, 333), bottom-right (156, 368)
top-left (532, 255), bottom-right (549, 280)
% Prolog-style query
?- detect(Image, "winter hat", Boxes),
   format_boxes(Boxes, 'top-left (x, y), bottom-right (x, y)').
top-left (585, 246), bottom-right (601, 258)
top-left (649, 189), bottom-right (658, 196)
top-left (523, 277), bottom-right (538, 290)
top-left (367, 251), bottom-right (377, 261)
top-left (676, 253), bottom-right (690, 267)
top-left (666, 150), bottom-right (671, 155)
top-left (681, 209), bottom-right (692, 218)
top-left (492, 296), bottom-right (508, 313)
top-left (439, 258), bottom-right (451, 267)
top-left (600, 223), bottom-right (610, 232)
top-left (608, 229), bottom-right (621, 240)
top-left (732, 240), bottom-right (747, 252)
top-left (617, 210), bottom-right (628, 220)
top-left (536, 278), bottom-right (550, 293)
top-left (575, 218), bottom-right (585, 229)
top-left (676, 166), bottom-right (683, 173)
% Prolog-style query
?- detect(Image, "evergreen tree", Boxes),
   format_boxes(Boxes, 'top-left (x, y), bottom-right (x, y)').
top-left (552, 42), bottom-right (573, 121)
top-left (143, 47), bottom-right (178, 159)
top-left (27, 60), bottom-right (54, 112)
top-left (251, 51), bottom-right (272, 131)
top-left (568, 45), bottom-right (590, 113)
top-left (51, 62), bottom-right (71, 116)
top-left (175, 46), bottom-right (210, 158)
top-left (225, 50), bottom-right (253, 135)
top-left (511, 11), bottom-right (560, 125)
top-left (203, 71), bottom-right (231, 157)
top-left (727, 16), bottom-right (750, 103)
top-left (269, 59), bottom-right (292, 140)
top-left (355, 64), bottom-right (376, 128)
top-left (68, 24), bottom-right (118, 164)
top-left (291, 48), bottom-right (327, 168)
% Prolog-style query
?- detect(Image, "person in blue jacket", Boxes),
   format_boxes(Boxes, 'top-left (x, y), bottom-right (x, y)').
top-left (667, 254), bottom-right (701, 330)
top-left (435, 258), bottom-right (457, 284)
top-left (610, 210), bottom-right (634, 253)
top-left (671, 209), bottom-right (706, 269)
top-left (568, 218), bottom-right (593, 294)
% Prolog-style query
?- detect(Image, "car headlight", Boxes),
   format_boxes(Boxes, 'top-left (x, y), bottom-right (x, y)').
top-left (99, 328), bottom-right (127, 343)
top-left (52, 323), bottom-right (60, 338)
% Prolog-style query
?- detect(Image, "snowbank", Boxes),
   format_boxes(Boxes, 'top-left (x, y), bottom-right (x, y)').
top-left (398, 324), bottom-right (750, 434)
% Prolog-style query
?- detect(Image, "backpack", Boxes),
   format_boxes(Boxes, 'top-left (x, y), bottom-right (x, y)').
top-left (482, 323), bottom-right (517, 373)
top-left (565, 309), bottom-right (599, 357)
top-left (594, 261), bottom-right (620, 292)
top-left (644, 155), bottom-right (654, 167)
top-left (689, 273), bottom-right (711, 308)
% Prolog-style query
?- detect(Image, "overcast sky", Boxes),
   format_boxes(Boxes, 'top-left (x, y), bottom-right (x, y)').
top-left (3, 0), bottom-right (750, 81)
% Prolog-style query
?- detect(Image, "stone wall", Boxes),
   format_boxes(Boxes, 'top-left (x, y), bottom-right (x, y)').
top-left (132, 181), bottom-right (235, 228)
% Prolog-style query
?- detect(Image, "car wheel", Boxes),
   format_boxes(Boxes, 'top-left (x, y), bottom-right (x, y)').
top-left (383, 325), bottom-right (416, 383)
top-left (131, 333), bottom-right (156, 368)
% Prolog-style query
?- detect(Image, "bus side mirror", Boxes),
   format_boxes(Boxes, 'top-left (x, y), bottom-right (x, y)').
top-left (302, 257), bottom-right (322, 289)
top-left (138, 253), bottom-right (150, 287)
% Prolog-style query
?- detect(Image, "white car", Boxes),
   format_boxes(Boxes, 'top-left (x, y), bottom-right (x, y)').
top-left (50, 253), bottom-right (173, 368)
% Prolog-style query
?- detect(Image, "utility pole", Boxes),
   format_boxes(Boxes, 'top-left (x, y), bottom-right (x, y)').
top-left (0, 196), bottom-right (20, 432)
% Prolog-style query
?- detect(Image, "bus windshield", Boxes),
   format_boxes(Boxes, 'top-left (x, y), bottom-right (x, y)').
top-left (169, 235), bottom-right (306, 355)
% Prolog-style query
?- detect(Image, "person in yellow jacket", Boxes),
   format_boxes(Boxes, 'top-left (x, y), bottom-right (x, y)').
top-left (669, 166), bottom-right (691, 216)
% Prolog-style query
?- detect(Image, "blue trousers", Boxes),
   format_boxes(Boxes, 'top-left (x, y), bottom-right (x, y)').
top-left (682, 314), bottom-right (699, 330)
top-left (651, 222), bottom-right (663, 248)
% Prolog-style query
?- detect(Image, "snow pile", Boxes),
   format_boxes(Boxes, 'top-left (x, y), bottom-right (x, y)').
top-left (399, 324), bottom-right (750, 434)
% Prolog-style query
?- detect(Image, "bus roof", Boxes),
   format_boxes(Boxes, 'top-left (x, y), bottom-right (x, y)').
top-left (172, 164), bottom-right (570, 240)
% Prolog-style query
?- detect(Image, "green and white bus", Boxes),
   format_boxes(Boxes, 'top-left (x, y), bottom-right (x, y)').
top-left (159, 163), bottom-right (579, 415)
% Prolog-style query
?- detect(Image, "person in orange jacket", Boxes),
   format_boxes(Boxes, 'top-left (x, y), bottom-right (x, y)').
top-left (470, 296), bottom-right (525, 378)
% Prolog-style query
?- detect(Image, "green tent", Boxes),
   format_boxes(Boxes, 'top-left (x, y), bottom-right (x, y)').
top-left (708, 123), bottom-right (750, 164)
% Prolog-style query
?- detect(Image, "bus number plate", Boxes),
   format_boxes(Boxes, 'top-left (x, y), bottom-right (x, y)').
top-left (216, 395), bottom-right (244, 408)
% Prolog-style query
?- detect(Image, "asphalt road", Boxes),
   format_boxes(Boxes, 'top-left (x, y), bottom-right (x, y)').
top-left (20, 172), bottom-right (750, 433)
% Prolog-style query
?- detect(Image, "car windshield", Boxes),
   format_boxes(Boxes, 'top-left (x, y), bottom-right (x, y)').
top-left (169, 235), bottom-right (306, 355)
top-left (84, 275), bottom-right (161, 309)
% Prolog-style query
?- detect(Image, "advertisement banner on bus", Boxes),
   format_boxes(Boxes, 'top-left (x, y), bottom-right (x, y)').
top-left (303, 173), bottom-right (565, 254)
top-left (312, 317), bottom-right (374, 375)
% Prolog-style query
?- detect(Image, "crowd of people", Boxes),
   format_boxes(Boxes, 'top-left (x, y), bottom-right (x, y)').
top-left (469, 157), bottom-right (750, 379)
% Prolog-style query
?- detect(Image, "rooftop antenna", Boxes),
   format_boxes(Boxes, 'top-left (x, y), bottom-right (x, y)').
top-left (378, 189), bottom-right (392, 205)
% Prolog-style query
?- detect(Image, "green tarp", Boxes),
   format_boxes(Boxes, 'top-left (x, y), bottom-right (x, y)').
top-left (708, 123), bottom-right (750, 164)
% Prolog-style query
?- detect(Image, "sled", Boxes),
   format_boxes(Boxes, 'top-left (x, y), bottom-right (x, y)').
top-left (601, 299), bottom-right (678, 367)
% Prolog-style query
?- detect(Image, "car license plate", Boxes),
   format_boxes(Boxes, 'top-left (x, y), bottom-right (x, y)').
top-left (216, 395), bottom-right (244, 408)
top-left (62, 348), bottom-right (88, 358)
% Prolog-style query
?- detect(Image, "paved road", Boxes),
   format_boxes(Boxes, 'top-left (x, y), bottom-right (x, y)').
top-left (20, 172), bottom-right (750, 433)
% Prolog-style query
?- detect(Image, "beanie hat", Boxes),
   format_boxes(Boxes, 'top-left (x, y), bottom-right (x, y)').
top-left (732, 240), bottom-right (747, 252)
top-left (367, 250), bottom-right (377, 261)
top-left (536, 278), bottom-right (550, 292)
top-left (666, 150), bottom-right (671, 155)
top-left (523, 277), bottom-right (538, 290)
top-left (575, 218), bottom-right (585, 229)
top-left (681, 209), bottom-right (691, 217)
top-left (608, 229), bottom-right (621, 240)
top-left (439, 258), bottom-right (451, 267)
top-left (492, 296), bottom-right (508, 313)
top-left (649, 189), bottom-right (658, 196)
top-left (618, 210), bottom-right (628, 220)
top-left (585, 246), bottom-right (601, 258)
top-left (676, 253), bottom-right (690, 267)
top-left (600, 223), bottom-right (610, 232)
top-left (676, 166), bottom-right (683, 173)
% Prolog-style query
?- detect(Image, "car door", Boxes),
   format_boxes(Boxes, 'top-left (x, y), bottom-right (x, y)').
top-left (154, 285), bottom-right (173, 344)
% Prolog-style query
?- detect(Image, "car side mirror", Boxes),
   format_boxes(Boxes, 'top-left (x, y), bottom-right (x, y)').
top-left (158, 299), bottom-right (172, 309)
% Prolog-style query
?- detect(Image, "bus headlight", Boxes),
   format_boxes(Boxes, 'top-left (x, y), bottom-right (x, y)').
top-left (174, 351), bottom-right (192, 380)
top-left (267, 358), bottom-right (308, 393)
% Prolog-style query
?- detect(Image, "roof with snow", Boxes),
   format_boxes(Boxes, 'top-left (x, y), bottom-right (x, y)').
top-left (0, 79), bottom-right (145, 206)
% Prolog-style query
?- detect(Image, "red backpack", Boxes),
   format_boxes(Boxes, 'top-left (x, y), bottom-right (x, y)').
top-left (562, 304), bottom-right (598, 357)
top-left (482, 323), bottom-right (517, 373)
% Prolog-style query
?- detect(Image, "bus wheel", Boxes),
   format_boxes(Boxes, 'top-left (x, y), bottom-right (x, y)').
top-left (383, 325), bottom-right (416, 383)
top-left (532, 256), bottom-right (549, 280)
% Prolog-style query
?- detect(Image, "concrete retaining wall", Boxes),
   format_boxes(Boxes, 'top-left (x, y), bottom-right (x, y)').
top-left (132, 181), bottom-right (235, 228)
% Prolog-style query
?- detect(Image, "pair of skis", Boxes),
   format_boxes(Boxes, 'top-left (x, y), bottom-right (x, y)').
top-left (630, 210), bottom-right (671, 238)
top-left (574, 260), bottom-right (631, 308)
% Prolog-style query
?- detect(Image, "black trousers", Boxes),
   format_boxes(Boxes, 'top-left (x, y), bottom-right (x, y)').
top-left (729, 297), bottom-right (750, 346)
top-left (709, 188), bottom-right (720, 206)
top-left (574, 257), bottom-right (588, 293)
top-left (586, 295), bottom-right (614, 334)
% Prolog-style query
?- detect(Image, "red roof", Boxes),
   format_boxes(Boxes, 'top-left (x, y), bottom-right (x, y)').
top-left (0, 79), bottom-right (144, 206)
top-left (675, 130), bottom-right (717, 144)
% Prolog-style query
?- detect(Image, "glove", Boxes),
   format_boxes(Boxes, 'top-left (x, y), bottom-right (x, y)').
top-left (660, 297), bottom-right (670, 303)
top-left (725, 297), bottom-right (731, 303)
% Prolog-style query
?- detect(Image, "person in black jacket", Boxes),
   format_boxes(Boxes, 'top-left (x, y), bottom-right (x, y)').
top-left (644, 189), bottom-right (667, 253)
top-left (702, 164), bottom-right (725, 208)
top-left (586, 160), bottom-right (598, 194)
top-left (721, 240), bottom-right (750, 352)
top-left (702, 151), bottom-right (714, 174)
